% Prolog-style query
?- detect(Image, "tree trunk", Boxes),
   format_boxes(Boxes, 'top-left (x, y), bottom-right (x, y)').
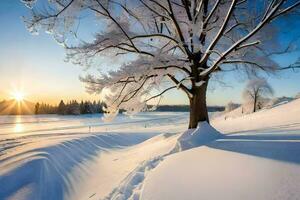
top-left (253, 96), bottom-right (257, 113)
top-left (188, 80), bottom-right (209, 129)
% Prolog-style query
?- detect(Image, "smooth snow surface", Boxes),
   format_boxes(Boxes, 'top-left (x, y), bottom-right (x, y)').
top-left (141, 98), bottom-right (300, 200)
top-left (141, 145), bottom-right (300, 200)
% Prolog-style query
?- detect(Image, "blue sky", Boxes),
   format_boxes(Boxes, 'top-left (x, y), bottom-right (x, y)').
top-left (0, 0), bottom-right (299, 106)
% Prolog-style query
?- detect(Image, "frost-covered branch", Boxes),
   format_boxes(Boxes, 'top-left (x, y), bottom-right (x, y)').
top-left (23, 0), bottom-right (300, 121)
top-left (201, 0), bottom-right (300, 77)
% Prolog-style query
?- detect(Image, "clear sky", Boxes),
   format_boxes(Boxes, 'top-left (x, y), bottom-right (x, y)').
top-left (0, 0), bottom-right (299, 106)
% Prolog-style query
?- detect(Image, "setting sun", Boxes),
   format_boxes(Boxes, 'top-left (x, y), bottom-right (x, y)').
top-left (12, 91), bottom-right (25, 102)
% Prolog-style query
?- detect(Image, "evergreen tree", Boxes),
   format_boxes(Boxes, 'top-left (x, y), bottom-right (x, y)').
top-left (80, 100), bottom-right (85, 114)
top-left (35, 102), bottom-right (40, 115)
top-left (57, 100), bottom-right (66, 115)
top-left (83, 101), bottom-right (92, 114)
top-left (66, 100), bottom-right (80, 115)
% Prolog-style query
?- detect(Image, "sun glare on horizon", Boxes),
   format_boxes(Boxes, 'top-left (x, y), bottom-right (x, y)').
top-left (12, 91), bottom-right (25, 102)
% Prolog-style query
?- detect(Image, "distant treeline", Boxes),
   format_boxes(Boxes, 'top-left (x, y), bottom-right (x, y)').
top-left (34, 102), bottom-right (224, 115)
top-left (35, 102), bottom-right (224, 115)
top-left (35, 100), bottom-right (105, 115)
top-left (0, 99), bottom-right (224, 115)
top-left (148, 105), bottom-right (225, 112)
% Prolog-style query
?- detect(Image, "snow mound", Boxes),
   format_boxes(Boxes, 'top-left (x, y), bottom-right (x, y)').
top-left (176, 122), bottom-right (222, 151)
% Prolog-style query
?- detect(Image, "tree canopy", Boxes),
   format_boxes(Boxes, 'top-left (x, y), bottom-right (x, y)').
top-left (22, 0), bottom-right (300, 125)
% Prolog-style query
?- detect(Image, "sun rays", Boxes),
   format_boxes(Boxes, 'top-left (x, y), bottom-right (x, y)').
top-left (0, 89), bottom-right (33, 115)
top-left (11, 90), bottom-right (25, 102)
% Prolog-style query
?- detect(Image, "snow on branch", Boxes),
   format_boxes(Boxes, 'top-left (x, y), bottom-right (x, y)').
top-left (201, 0), bottom-right (300, 77)
top-left (79, 53), bottom-right (191, 119)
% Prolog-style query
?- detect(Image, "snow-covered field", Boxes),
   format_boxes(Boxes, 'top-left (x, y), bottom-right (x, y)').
top-left (0, 112), bottom-right (188, 200)
top-left (1, 98), bottom-right (300, 200)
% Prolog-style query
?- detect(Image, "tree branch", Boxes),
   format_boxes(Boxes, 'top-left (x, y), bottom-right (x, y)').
top-left (200, 0), bottom-right (237, 65)
top-left (167, 74), bottom-right (192, 97)
top-left (145, 86), bottom-right (177, 102)
top-left (201, 0), bottom-right (285, 77)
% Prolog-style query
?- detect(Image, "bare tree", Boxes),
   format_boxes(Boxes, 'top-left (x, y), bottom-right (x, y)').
top-left (243, 78), bottom-right (274, 113)
top-left (225, 101), bottom-right (239, 112)
top-left (22, 0), bottom-right (300, 128)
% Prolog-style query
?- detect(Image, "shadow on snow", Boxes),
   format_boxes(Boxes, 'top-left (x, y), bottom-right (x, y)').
top-left (208, 130), bottom-right (300, 165)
